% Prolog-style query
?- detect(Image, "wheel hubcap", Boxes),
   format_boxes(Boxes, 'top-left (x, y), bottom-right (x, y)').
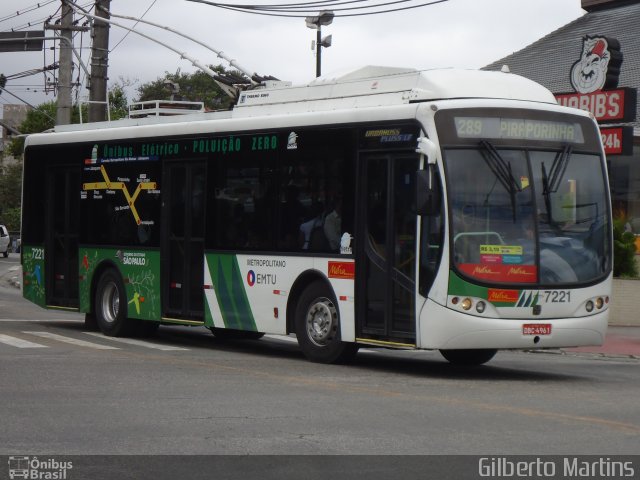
top-left (305, 297), bottom-right (337, 347)
top-left (100, 281), bottom-right (120, 324)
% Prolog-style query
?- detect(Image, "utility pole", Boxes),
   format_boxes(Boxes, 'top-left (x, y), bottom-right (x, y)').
top-left (44, 7), bottom-right (89, 124)
top-left (88, 0), bottom-right (110, 122)
top-left (56, 1), bottom-right (74, 125)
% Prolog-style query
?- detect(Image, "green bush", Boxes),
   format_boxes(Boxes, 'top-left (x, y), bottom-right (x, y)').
top-left (1, 207), bottom-right (21, 233)
top-left (613, 218), bottom-right (638, 277)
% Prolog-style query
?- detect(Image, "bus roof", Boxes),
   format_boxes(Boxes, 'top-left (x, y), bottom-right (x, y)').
top-left (40, 66), bottom-right (557, 137)
top-left (233, 66), bottom-right (557, 114)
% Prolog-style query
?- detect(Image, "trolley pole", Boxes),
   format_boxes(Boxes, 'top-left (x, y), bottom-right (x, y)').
top-left (88, 0), bottom-right (111, 122)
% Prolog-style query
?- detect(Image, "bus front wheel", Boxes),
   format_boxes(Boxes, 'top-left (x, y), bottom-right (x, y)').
top-left (94, 269), bottom-right (133, 337)
top-left (294, 281), bottom-right (358, 364)
top-left (439, 349), bottom-right (497, 366)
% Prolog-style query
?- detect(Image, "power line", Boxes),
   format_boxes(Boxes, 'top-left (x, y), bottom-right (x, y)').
top-left (0, 0), bottom-right (58, 25)
top-left (1, 2), bottom-right (93, 32)
top-left (5, 64), bottom-right (58, 80)
top-left (110, 0), bottom-right (159, 52)
top-left (0, 87), bottom-right (57, 122)
top-left (186, 0), bottom-right (449, 17)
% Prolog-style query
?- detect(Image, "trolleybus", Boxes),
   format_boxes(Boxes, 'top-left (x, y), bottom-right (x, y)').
top-left (21, 66), bottom-right (612, 364)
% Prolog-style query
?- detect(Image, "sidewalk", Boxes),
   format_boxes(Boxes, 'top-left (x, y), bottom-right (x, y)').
top-left (562, 326), bottom-right (640, 359)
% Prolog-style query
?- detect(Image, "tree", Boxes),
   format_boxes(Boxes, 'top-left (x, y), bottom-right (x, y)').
top-left (136, 65), bottom-right (242, 110)
top-left (0, 161), bottom-right (23, 231)
top-left (613, 218), bottom-right (639, 277)
top-left (108, 84), bottom-right (129, 120)
top-left (6, 101), bottom-right (56, 157)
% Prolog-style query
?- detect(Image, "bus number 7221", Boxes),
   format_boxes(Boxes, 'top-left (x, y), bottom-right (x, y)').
top-left (544, 291), bottom-right (571, 303)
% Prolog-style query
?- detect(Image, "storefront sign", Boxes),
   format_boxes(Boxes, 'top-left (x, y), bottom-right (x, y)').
top-left (600, 126), bottom-right (633, 155)
top-left (570, 35), bottom-right (622, 94)
top-left (555, 88), bottom-right (637, 123)
top-left (554, 35), bottom-right (636, 156)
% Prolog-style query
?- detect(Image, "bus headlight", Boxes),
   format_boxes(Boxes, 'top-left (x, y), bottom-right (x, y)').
top-left (461, 298), bottom-right (473, 311)
top-left (585, 300), bottom-right (594, 313)
top-left (475, 301), bottom-right (486, 314)
top-left (595, 297), bottom-right (604, 309)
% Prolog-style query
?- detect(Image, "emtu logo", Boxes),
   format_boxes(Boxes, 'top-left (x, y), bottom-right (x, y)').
top-left (247, 270), bottom-right (256, 287)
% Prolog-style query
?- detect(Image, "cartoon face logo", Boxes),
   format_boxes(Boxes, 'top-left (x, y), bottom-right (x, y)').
top-left (570, 36), bottom-right (611, 94)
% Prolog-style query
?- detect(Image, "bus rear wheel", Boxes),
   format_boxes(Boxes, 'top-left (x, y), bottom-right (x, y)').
top-left (439, 349), bottom-right (497, 366)
top-left (295, 281), bottom-right (358, 364)
top-left (94, 269), bottom-right (133, 337)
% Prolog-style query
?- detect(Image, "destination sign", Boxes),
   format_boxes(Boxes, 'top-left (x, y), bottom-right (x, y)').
top-left (454, 117), bottom-right (585, 144)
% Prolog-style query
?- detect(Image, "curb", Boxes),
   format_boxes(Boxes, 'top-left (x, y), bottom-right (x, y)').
top-left (526, 348), bottom-right (640, 361)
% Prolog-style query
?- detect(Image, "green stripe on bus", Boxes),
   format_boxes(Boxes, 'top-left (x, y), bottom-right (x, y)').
top-left (207, 254), bottom-right (257, 331)
top-left (448, 271), bottom-right (488, 298)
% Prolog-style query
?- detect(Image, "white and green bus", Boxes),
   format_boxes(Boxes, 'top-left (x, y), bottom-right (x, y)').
top-left (21, 66), bottom-right (612, 365)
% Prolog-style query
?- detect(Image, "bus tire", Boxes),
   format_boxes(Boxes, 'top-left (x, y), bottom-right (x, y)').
top-left (94, 269), bottom-right (134, 337)
top-left (294, 281), bottom-right (358, 364)
top-left (439, 348), bottom-right (497, 366)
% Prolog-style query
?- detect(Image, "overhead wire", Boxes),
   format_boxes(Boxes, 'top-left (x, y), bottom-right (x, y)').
top-left (110, 0), bottom-right (159, 52)
top-left (186, 0), bottom-right (448, 17)
top-left (0, 0), bottom-right (58, 25)
top-left (1, 0), bottom-right (449, 106)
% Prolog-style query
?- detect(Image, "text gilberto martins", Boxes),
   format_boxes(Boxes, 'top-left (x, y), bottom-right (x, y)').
top-left (479, 457), bottom-right (635, 477)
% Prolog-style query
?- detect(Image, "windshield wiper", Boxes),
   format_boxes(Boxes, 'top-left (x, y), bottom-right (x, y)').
top-left (541, 145), bottom-right (573, 227)
top-left (544, 145), bottom-right (573, 194)
top-left (479, 140), bottom-right (521, 221)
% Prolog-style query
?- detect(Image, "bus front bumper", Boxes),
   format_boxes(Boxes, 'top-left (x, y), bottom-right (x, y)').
top-left (419, 299), bottom-right (608, 351)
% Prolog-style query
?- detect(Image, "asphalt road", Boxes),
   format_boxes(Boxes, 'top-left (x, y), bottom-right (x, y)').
top-left (1, 253), bottom-right (639, 477)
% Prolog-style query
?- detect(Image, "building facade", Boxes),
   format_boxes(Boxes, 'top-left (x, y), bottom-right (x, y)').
top-left (484, 0), bottom-right (640, 235)
top-left (1, 103), bottom-right (29, 164)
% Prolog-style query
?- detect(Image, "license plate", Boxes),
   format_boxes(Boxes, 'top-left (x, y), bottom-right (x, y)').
top-left (523, 324), bottom-right (552, 335)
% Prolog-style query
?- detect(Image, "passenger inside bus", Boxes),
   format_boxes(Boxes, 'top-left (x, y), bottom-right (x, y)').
top-left (299, 201), bottom-right (326, 251)
top-left (324, 196), bottom-right (342, 251)
top-left (280, 184), bottom-right (306, 249)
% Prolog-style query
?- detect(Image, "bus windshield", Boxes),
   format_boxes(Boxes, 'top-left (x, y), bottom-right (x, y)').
top-left (445, 145), bottom-right (611, 286)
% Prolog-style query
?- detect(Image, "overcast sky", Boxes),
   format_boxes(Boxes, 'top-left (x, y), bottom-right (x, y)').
top-left (0, 0), bottom-right (586, 114)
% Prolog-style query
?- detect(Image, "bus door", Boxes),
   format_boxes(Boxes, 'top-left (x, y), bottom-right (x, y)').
top-left (45, 165), bottom-right (80, 308)
top-left (356, 153), bottom-right (419, 345)
top-left (162, 162), bottom-right (206, 320)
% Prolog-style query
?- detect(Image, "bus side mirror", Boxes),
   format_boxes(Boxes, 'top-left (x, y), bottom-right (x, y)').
top-left (416, 167), bottom-right (441, 216)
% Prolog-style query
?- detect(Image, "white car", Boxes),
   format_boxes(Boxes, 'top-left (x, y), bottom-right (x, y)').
top-left (0, 225), bottom-right (9, 257)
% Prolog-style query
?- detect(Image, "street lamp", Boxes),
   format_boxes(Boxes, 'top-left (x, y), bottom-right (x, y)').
top-left (305, 11), bottom-right (334, 77)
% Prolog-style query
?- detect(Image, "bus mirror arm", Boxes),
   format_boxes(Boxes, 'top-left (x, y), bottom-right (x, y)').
top-left (416, 166), bottom-right (442, 216)
top-left (416, 137), bottom-right (438, 164)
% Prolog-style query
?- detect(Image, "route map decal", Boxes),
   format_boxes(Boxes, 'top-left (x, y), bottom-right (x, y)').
top-left (83, 164), bottom-right (158, 226)
top-left (81, 143), bottom-right (161, 230)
